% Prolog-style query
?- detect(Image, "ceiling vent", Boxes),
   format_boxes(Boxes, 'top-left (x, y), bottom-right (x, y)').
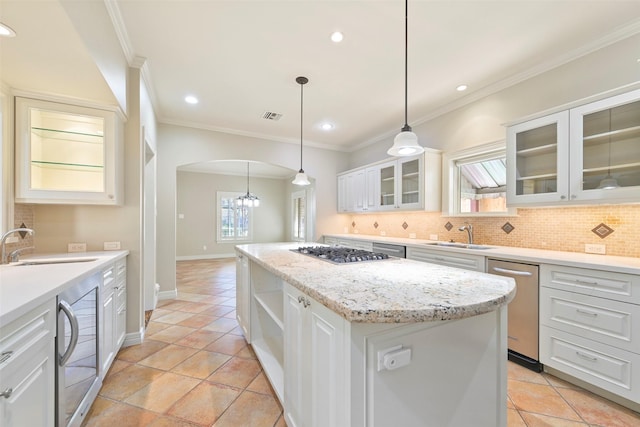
top-left (262, 111), bottom-right (283, 121)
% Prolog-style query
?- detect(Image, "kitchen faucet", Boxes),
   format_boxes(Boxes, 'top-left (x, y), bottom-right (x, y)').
top-left (1, 228), bottom-right (35, 264)
top-left (458, 222), bottom-right (473, 244)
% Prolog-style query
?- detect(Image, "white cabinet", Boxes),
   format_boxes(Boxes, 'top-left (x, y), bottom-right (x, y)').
top-left (337, 150), bottom-right (441, 213)
top-left (15, 96), bottom-right (123, 205)
top-left (406, 246), bottom-right (485, 271)
top-left (540, 264), bottom-right (640, 403)
top-left (507, 89), bottom-right (640, 206)
top-left (0, 299), bottom-right (56, 427)
top-left (236, 253), bottom-right (251, 340)
top-left (100, 258), bottom-right (127, 377)
top-left (284, 283), bottom-right (347, 427)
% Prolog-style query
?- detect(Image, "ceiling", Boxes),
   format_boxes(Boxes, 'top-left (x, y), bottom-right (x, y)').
top-left (2, 1), bottom-right (640, 162)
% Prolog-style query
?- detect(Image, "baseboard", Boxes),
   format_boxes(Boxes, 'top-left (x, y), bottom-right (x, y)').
top-left (122, 327), bottom-right (144, 348)
top-left (158, 289), bottom-right (177, 300)
top-left (176, 253), bottom-right (236, 261)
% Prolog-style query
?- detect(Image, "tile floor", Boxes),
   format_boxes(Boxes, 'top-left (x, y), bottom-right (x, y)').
top-left (83, 258), bottom-right (640, 427)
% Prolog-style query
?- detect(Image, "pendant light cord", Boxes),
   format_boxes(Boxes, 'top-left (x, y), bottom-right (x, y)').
top-left (403, 0), bottom-right (408, 128)
top-left (300, 81), bottom-right (304, 171)
top-left (246, 162), bottom-right (250, 194)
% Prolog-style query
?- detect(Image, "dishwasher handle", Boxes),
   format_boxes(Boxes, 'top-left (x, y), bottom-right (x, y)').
top-left (491, 266), bottom-right (533, 277)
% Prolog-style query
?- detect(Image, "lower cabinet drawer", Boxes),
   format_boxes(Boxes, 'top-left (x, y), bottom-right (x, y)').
top-left (540, 326), bottom-right (640, 402)
top-left (540, 287), bottom-right (640, 353)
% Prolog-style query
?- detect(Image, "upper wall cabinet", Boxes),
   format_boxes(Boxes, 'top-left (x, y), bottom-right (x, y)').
top-left (507, 88), bottom-right (640, 206)
top-left (337, 150), bottom-right (441, 213)
top-left (15, 97), bottom-right (123, 205)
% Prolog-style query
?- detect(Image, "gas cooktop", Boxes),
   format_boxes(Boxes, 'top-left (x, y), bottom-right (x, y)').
top-left (293, 246), bottom-right (390, 264)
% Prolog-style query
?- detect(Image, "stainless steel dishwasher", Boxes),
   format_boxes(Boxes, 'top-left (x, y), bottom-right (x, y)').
top-left (487, 258), bottom-right (541, 372)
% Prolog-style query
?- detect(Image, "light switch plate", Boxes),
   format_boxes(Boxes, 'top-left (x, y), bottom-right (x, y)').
top-left (104, 241), bottom-right (121, 250)
top-left (68, 242), bottom-right (87, 253)
top-left (585, 244), bottom-right (606, 254)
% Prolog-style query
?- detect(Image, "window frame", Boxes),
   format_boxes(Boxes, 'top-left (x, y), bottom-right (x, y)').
top-left (291, 190), bottom-right (306, 242)
top-left (442, 140), bottom-right (517, 217)
top-left (216, 191), bottom-right (254, 243)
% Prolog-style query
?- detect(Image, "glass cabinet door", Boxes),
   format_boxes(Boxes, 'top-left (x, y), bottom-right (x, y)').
top-left (569, 89), bottom-right (640, 202)
top-left (15, 97), bottom-right (121, 205)
top-left (378, 162), bottom-right (396, 209)
top-left (506, 111), bottom-right (569, 205)
top-left (398, 157), bottom-right (421, 209)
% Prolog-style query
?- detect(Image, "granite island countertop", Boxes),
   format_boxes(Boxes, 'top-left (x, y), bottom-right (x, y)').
top-left (236, 242), bottom-right (516, 323)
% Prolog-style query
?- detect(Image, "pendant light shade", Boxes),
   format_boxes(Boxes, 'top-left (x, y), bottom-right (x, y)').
top-left (237, 162), bottom-right (260, 207)
top-left (293, 76), bottom-right (311, 186)
top-left (388, 0), bottom-right (424, 157)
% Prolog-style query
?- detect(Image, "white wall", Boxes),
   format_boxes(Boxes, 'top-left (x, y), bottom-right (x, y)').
top-left (176, 170), bottom-right (288, 259)
top-left (349, 34), bottom-right (640, 168)
top-left (156, 123), bottom-right (350, 294)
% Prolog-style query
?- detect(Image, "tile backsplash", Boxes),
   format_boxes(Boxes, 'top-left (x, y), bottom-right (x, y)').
top-left (347, 205), bottom-right (640, 258)
top-left (4, 203), bottom-right (35, 256)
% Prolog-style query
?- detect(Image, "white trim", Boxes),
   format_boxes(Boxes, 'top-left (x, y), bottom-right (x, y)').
top-left (158, 289), bottom-right (178, 300)
top-left (176, 253), bottom-right (236, 261)
top-left (122, 329), bottom-right (144, 348)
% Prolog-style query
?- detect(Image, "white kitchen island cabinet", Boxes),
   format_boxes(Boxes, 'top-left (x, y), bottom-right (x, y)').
top-left (236, 243), bottom-right (515, 427)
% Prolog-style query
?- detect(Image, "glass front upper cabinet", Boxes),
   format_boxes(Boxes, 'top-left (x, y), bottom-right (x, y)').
top-left (15, 97), bottom-right (122, 205)
top-left (507, 111), bottom-right (570, 205)
top-left (569, 89), bottom-right (640, 202)
top-left (507, 87), bottom-right (640, 206)
top-left (378, 161), bottom-right (396, 209)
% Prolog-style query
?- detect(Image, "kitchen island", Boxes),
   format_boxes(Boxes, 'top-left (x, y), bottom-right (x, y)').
top-left (236, 242), bottom-right (516, 427)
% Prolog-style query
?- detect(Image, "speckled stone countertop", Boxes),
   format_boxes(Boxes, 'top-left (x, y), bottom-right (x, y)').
top-left (236, 242), bottom-right (516, 323)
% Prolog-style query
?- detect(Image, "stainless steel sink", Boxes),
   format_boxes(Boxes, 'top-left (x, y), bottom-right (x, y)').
top-left (11, 257), bottom-right (98, 266)
top-left (424, 242), bottom-right (493, 250)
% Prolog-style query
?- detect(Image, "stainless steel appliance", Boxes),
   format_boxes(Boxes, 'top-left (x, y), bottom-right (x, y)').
top-left (294, 246), bottom-right (390, 263)
top-left (487, 258), bottom-right (541, 372)
top-left (372, 242), bottom-right (406, 258)
top-left (57, 272), bottom-right (101, 427)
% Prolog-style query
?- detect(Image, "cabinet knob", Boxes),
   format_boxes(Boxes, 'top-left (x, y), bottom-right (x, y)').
top-left (0, 388), bottom-right (13, 399)
top-left (0, 351), bottom-right (13, 363)
top-left (570, 194), bottom-right (577, 199)
top-left (298, 296), bottom-right (304, 304)
top-left (560, 195), bottom-right (566, 200)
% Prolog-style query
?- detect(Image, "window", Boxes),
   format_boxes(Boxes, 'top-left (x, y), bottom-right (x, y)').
top-left (292, 190), bottom-right (306, 241)
top-left (443, 141), bottom-right (515, 216)
top-left (217, 192), bottom-right (253, 242)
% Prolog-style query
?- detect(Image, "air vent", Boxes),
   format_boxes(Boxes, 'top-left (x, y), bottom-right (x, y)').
top-left (262, 111), bottom-right (283, 121)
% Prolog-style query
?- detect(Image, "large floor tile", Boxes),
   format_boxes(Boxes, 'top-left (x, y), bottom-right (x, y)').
top-left (519, 411), bottom-right (588, 426)
top-left (557, 387), bottom-right (640, 426)
top-left (204, 333), bottom-right (249, 356)
top-left (83, 397), bottom-right (158, 427)
top-left (212, 390), bottom-right (282, 427)
top-left (146, 325), bottom-right (198, 343)
top-left (137, 344), bottom-right (199, 371)
top-left (99, 364), bottom-right (165, 401)
top-left (171, 350), bottom-right (231, 379)
top-left (175, 329), bottom-right (225, 349)
top-left (124, 372), bottom-right (200, 413)
top-left (207, 356), bottom-right (262, 389)
top-left (167, 382), bottom-right (241, 425)
top-left (508, 379), bottom-right (582, 421)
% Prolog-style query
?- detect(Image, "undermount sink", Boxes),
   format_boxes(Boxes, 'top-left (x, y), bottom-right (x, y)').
top-left (424, 242), bottom-right (493, 250)
top-left (10, 257), bottom-right (98, 266)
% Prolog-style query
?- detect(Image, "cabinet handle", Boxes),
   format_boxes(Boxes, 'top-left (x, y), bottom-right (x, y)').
top-left (575, 351), bottom-right (598, 362)
top-left (575, 279), bottom-right (599, 286)
top-left (0, 351), bottom-right (13, 364)
top-left (576, 309), bottom-right (598, 317)
top-left (0, 388), bottom-right (13, 399)
top-left (491, 267), bottom-right (533, 277)
top-left (298, 296), bottom-right (304, 304)
top-left (303, 297), bottom-right (311, 308)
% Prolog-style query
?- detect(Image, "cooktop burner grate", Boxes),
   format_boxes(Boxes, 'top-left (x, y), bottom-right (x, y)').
top-left (293, 246), bottom-right (390, 264)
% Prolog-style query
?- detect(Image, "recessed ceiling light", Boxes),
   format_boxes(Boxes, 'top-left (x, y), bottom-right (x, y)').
top-left (321, 123), bottom-right (334, 131)
top-left (0, 22), bottom-right (16, 38)
top-left (456, 85), bottom-right (468, 92)
top-left (330, 31), bottom-right (344, 43)
top-left (185, 95), bottom-right (198, 104)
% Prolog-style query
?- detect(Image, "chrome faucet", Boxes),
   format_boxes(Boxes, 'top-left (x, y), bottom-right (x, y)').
top-left (458, 222), bottom-right (473, 244)
top-left (1, 228), bottom-right (35, 264)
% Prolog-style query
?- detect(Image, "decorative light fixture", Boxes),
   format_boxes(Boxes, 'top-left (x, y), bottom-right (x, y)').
top-left (387, 0), bottom-right (424, 157)
top-left (596, 110), bottom-right (620, 190)
top-left (0, 22), bottom-right (16, 38)
top-left (292, 76), bottom-right (311, 186)
top-left (237, 162), bottom-right (260, 207)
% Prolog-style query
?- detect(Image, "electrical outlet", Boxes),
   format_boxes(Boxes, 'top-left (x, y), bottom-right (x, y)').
top-left (429, 234), bottom-right (438, 241)
top-left (103, 241), bottom-right (121, 250)
top-left (585, 244), bottom-right (606, 254)
top-left (68, 243), bottom-right (87, 253)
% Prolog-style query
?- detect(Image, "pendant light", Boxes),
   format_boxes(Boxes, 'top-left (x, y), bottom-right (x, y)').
top-left (237, 162), bottom-right (260, 207)
top-left (596, 110), bottom-right (619, 190)
top-left (388, 0), bottom-right (424, 157)
top-left (292, 76), bottom-right (311, 186)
